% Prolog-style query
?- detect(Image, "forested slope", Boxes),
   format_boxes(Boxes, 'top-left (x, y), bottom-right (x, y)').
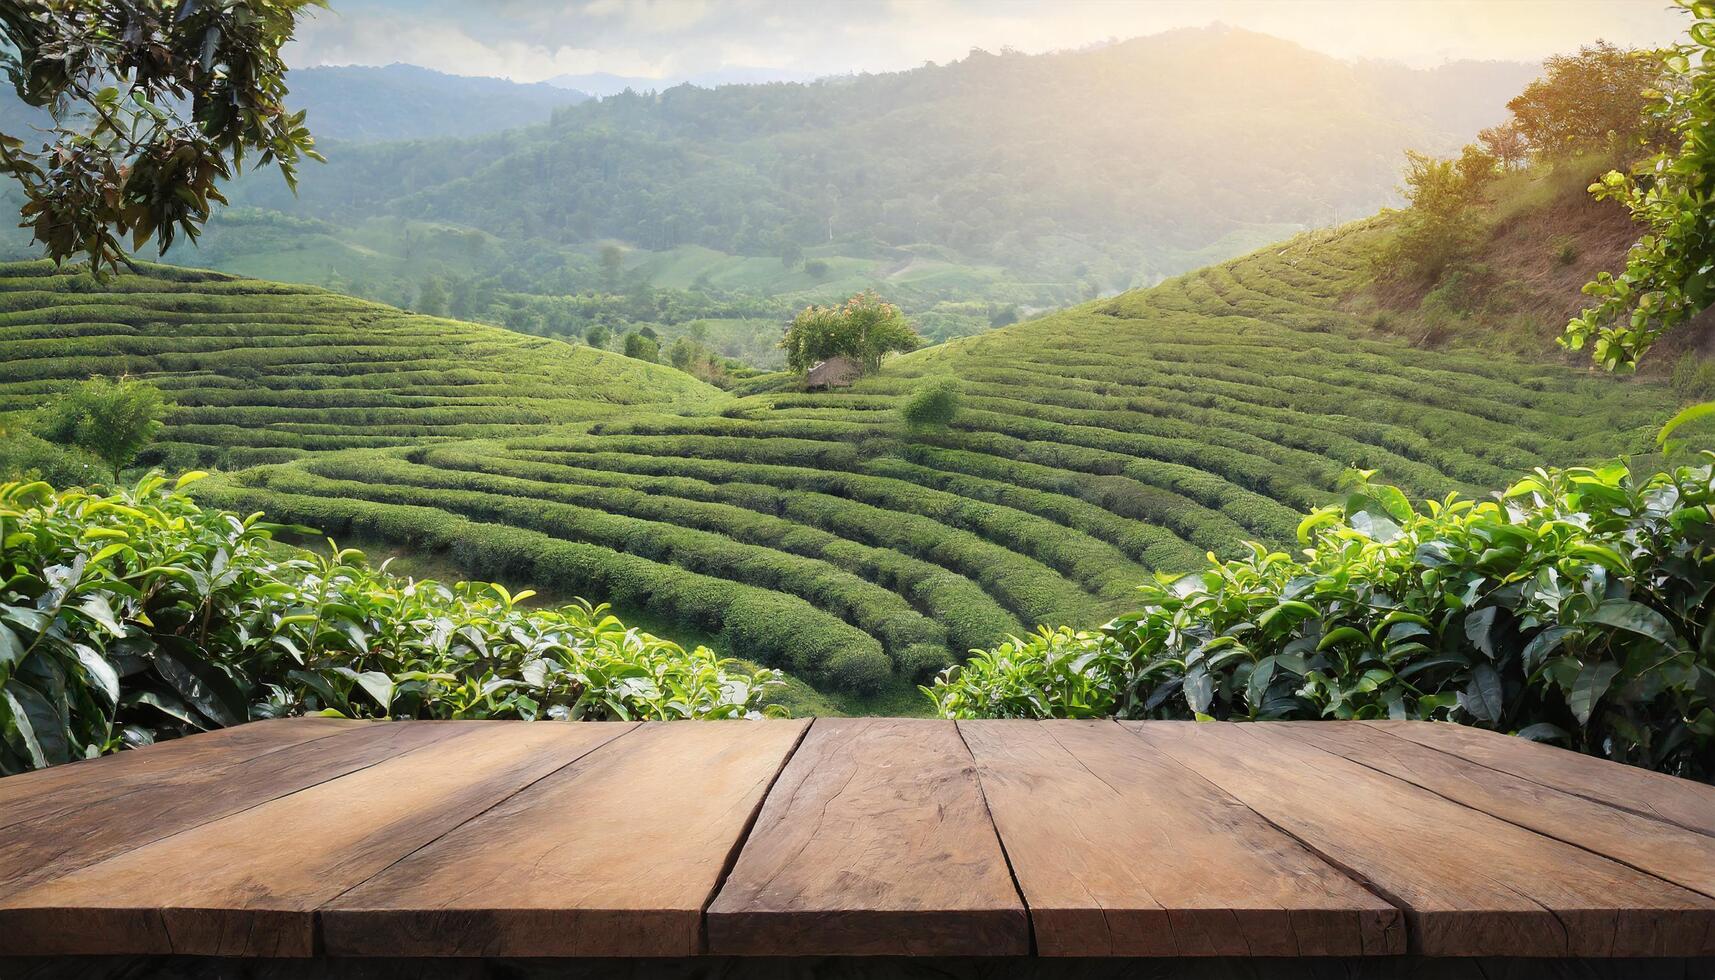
top-left (222, 29), bottom-right (1535, 291)
top-left (24, 217), bottom-right (1657, 712)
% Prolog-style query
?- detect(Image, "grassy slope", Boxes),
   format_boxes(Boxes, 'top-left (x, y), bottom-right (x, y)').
top-left (0, 260), bottom-right (723, 472)
top-left (1345, 158), bottom-right (1715, 364)
top-left (0, 211), bottom-right (1686, 714)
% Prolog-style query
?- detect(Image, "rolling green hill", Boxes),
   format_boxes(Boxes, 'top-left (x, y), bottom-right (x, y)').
top-left (0, 203), bottom-right (1673, 713)
top-left (0, 261), bottom-right (720, 472)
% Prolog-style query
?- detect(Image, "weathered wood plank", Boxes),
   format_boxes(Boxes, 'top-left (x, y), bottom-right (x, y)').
top-left (0, 719), bottom-right (459, 896)
top-left (1269, 722), bottom-right (1715, 901)
top-left (0, 716), bottom-right (362, 833)
top-left (0, 721), bottom-right (634, 957)
top-left (1368, 721), bottom-right (1715, 838)
top-left (960, 719), bottom-right (1403, 957)
top-left (320, 719), bottom-right (810, 958)
top-left (706, 718), bottom-right (1027, 956)
top-left (1125, 721), bottom-right (1715, 957)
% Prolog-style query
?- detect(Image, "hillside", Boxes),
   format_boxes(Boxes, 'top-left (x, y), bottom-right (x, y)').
top-left (160, 29), bottom-right (1536, 326)
top-left (238, 29), bottom-right (1533, 271)
top-left (1352, 158), bottom-right (1715, 369)
top-left (0, 200), bottom-right (1673, 713)
top-left (0, 262), bottom-right (719, 473)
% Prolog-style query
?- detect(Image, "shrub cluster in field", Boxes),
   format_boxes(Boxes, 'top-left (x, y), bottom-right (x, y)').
top-left (0, 475), bottom-right (780, 775)
top-left (928, 457), bottom-right (1715, 780)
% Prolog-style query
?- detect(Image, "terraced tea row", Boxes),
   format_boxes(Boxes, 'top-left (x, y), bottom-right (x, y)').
top-left (0, 261), bottom-right (721, 470)
top-left (205, 228), bottom-right (1677, 707)
top-left (0, 225), bottom-right (1683, 707)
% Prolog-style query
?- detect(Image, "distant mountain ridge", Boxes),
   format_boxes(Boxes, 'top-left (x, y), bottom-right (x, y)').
top-left (228, 27), bottom-right (1540, 287)
top-left (0, 64), bottom-right (591, 146)
top-left (545, 67), bottom-right (822, 97)
top-left (268, 64), bottom-right (592, 143)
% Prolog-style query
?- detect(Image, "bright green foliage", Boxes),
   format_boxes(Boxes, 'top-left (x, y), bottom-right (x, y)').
top-left (623, 331), bottom-right (660, 362)
top-left (1564, 1), bottom-right (1715, 371)
top-left (0, 220), bottom-right (1677, 706)
top-left (0, 432), bottom-right (103, 486)
top-left (901, 378), bottom-right (961, 432)
top-left (926, 626), bottom-right (1123, 719)
top-left (0, 0), bottom-right (325, 275)
top-left (780, 291), bottom-right (921, 374)
top-left (0, 475), bottom-right (781, 774)
top-left (1378, 150), bottom-right (1487, 283)
top-left (929, 458), bottom-right (1715, 779)
top-left (0, 261), bottom-right (720, 472)
top-left (33, 376), bottom-right (167, 482)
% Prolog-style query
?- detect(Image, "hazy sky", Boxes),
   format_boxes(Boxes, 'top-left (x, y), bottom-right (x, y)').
top-left (285, 0), bottom-right (1690, 83)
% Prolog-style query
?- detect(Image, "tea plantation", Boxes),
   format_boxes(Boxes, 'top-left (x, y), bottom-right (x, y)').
top-left (0, 221), bottom-right (1684, 711)
top-left (0, 260), bottom-right (721, 471)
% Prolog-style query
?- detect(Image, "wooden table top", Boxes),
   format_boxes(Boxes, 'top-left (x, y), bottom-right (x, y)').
top-left (1, 717), bottom-right (1712, 960)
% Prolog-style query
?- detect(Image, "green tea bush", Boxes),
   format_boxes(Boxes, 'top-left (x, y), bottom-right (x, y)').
top-left (929, 458), bottom-right (1715, 779)
top-left (0, 475), bottom-right (781, 774)
top-left (0, 433), bottom-right (105, 487)
top-left (902, 378), bottom-right (962, 431)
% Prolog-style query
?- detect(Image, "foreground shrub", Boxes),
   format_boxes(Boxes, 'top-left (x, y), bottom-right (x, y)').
top-left (0, 475), bottom-right (781, 774)
top-left (901, 378), bottom-right (962, 432)
top-left (929, 457), bottom-right (1715, 779)
top-left (0, 432), bottom-right (106, 487)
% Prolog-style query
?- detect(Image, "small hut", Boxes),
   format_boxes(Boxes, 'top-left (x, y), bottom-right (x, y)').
top-left (805, 355), bottom-right (862, 390)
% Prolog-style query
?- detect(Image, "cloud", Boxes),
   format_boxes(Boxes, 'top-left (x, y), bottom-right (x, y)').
top-left (284, 0), bottom-right (1690, 83)
top-left (287, 9), bottom-right (677, 80)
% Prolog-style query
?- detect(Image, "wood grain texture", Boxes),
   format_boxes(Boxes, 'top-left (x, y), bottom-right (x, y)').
top-left (961, 720), bottom-right (1403, 957)
top-left (1268, 722), bottom-right (1715, 901)
top-left (1125, 721), bottom-right (1715, 957)
top-left (0, 721), bottom-right (634, 957)
top-left (706, 718), bottom-right (1027, 956)
top-left (320, 719), bottom-right (810, 958)
top-left (1369, 721), bottom-right (1715, 838)
top-left (0, 720), bottom-right (456, 896)
top-left (4, 718), bottom-right (1715, 962)
top-left (0, 716), bottom-right (362, 833)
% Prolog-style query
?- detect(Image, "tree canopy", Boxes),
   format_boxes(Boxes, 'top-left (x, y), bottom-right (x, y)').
top-left (0, 0), bottom-right (324, 275)
top-left (35, 376), bottom-right (168, 481)
top-left (780, 291), bottom-right (922, 375)
top-left (1564, 0), bottom-right (1715, 371)
top-left (1506, 42), bottom-right (1667, 158)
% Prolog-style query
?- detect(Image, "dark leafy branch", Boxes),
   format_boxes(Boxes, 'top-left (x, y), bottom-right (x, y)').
top-left (0, 0), bottom-right (324, 275)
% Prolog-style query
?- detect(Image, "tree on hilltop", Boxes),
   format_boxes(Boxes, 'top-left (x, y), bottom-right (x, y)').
top-left (780, 291), bottom-right (922, 376)
top-left (0, 0), bottom-right (325, 276)
top-left (1477, 121), bottom-right (1528, 171)
top-left (1507, 41), bottom-right (1667, 159)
